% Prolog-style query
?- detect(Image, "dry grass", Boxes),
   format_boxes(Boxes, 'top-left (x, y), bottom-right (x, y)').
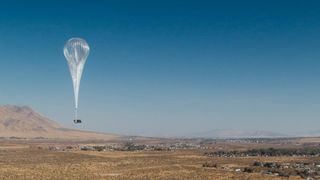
top-left (0, 143), bottom-right (308, 180)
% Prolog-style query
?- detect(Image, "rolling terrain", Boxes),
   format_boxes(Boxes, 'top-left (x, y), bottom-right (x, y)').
top-left (0, 105), bottom-right (119, 140)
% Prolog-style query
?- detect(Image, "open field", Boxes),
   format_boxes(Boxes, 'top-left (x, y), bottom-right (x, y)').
top-left (0, 138), bottom-right (319, 179)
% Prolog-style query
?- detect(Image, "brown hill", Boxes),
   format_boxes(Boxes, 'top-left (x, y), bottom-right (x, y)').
top-left (0, 105), bottom-right (119, 140)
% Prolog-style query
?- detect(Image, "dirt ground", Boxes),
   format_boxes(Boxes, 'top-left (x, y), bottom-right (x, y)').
top-left (0, 141), bottom-right (308, 180)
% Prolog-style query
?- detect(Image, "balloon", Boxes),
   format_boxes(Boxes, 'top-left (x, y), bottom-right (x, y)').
top-left (63, 38), bottom-right (90, 121)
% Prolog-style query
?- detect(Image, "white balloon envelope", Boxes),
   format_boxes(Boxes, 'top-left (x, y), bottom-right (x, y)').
top-left (63, 38), bottom-right (90, 122)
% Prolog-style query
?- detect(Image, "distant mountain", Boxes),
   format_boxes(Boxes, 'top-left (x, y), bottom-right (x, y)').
top-left (191, 129), bottom-right (288, 139)
top-left (0, 105), bottom-right (119, 140)
top-left (292, 130), bottom-right (320, 138)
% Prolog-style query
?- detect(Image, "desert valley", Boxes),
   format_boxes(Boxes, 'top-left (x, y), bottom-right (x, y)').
top-left (0, 105), bottom-right (318, 179)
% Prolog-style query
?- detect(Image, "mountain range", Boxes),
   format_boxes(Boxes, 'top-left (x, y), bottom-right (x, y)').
top-left (191, 129), bottom-right (288, 139)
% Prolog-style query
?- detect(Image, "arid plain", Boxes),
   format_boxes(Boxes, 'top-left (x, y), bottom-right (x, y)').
top-left (0, 105), bottom-right (319, 179)
top-left (0, 137), bottom-right (319, 180)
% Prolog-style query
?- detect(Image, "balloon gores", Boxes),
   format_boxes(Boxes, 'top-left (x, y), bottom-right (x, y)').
top-left (63, 38), bottom-right (90, 123)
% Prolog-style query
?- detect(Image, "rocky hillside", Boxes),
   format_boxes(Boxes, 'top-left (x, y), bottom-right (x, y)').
top-left (0, 105), bottom-right (119, 140)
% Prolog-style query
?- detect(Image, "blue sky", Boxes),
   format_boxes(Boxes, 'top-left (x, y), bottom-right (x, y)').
top-left (0, 0), bottom-right (320, 136)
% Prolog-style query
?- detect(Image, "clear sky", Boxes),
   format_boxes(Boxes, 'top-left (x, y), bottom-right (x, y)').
top-left (0, 0), bottom-right (320, 136)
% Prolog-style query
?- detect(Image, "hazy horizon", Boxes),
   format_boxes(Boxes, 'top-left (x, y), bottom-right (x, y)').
top-left (1, 0), bottom-right (320, 136)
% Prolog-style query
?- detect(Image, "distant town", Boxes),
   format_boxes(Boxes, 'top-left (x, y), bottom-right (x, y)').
top-left (10, 136), bottom-right (317, 179)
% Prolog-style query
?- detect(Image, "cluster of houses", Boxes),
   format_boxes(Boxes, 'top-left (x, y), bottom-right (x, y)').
top-left (203, 161), bottom-right (320, 178)
top-left (79, 142), bottom-right (202, 151)
top-left (43, 142), bottom-right (203, 152)
top-left (250, 161), bottom-right (320, 178)
top-left (203, 147), bottom-right (320, 178)
top-left (205, 147), bottom-right (320, 158)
